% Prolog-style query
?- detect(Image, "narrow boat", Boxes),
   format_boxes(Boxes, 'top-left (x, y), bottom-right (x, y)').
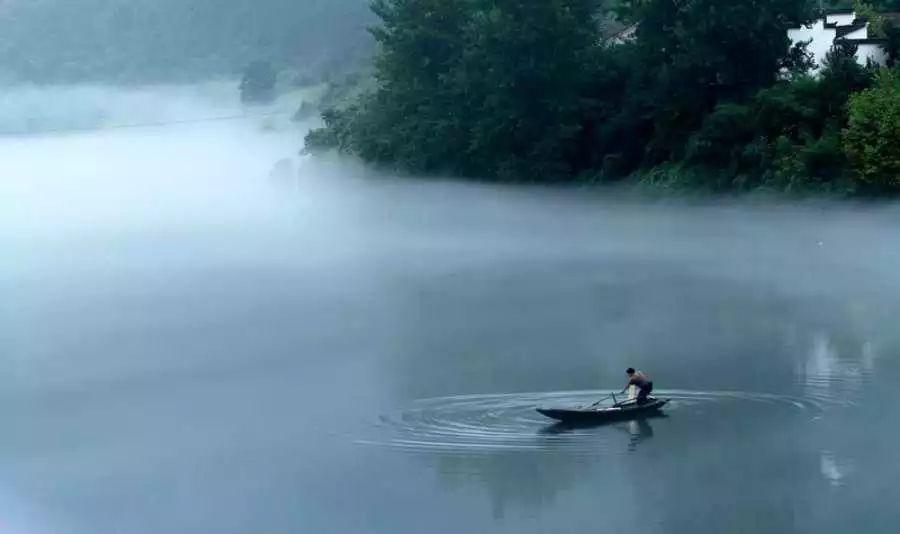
top-left (536, 397), bottom-right (668, 423)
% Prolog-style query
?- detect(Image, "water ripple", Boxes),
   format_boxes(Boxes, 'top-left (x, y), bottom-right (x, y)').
top-left (359, 389), bottom-right (840, 455)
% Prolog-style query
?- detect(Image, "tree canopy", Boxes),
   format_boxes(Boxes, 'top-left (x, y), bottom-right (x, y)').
top-left (844, 69), bottom-right (900, 191)
top-left (305, 0), bottom-right (899, 193)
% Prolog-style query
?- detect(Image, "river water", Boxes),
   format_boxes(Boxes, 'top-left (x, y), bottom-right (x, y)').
top-left (2, 86), bottom-right (900, 533)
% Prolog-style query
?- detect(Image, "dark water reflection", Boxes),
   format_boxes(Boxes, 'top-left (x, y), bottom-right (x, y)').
top-left (3, 120), bottom-right (900, 533)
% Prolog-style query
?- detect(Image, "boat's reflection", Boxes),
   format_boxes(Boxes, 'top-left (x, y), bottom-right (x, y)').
top-left (541, 412), bottom-right (668, 434)
top-left (540, 413), bottom-right (667, 452)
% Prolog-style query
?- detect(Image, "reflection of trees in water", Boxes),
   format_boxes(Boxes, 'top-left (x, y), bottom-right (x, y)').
top-left (785, 294), bottom-right (900, 409)
top-left (791, 293), bottom-right (900, 396)
top-left (624, 418), bottom-right (655, 452)
top-left (796, 332), bottom-right (873, 401)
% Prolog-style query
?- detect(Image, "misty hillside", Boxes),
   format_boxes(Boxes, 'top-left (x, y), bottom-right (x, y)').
top-left (0, 0), bottom-right (374, 84)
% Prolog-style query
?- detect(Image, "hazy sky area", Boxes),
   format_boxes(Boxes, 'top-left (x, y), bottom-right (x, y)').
top-left (3, 84), bottom-right (900, 532)
top-left (0, 0), bottom-right (373, 83)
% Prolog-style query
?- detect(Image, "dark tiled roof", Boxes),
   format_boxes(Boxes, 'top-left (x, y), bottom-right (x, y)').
top-left (598, 16), bottom-right (627, 39)
top-left (842, 38), bottom-right (888, 44)
top-left (836, 20), bottom-right (868, 38)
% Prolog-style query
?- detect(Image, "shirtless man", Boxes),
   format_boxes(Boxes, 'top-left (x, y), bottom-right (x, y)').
top-left (621, 368), bottom-right (653, 404)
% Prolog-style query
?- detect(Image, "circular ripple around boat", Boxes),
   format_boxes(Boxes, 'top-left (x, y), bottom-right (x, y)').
top-left (358, 389), bottom-right (834, 455)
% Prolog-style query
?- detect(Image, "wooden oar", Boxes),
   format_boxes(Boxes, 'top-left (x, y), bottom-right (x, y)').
top-left (585, 393), bottom-right (613, 408)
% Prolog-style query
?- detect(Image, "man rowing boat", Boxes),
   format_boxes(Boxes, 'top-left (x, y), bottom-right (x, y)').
top-left (535, 368), bottom-right (668, 421)
top-left (620, 368), bottom-right (653, 404)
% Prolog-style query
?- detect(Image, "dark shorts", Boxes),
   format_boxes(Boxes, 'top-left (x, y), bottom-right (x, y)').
top-left (637, 382), bottom-right (653, 403)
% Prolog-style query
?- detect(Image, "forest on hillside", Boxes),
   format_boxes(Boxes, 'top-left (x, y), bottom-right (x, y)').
top-left (306, 0), bottom-right (900, 194)
top-left (0, 0), bottom-right (374, 84)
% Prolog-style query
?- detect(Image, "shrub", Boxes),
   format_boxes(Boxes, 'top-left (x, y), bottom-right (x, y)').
top-left (843, 69), bottom-right (900, 191)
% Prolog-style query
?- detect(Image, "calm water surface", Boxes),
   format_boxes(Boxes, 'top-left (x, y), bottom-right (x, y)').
top-left (2, 87), bottom-right (900, 533)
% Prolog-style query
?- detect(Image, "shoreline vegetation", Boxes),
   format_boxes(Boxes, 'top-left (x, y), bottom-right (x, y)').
top-left (304, 0), bottom-right (900, 196)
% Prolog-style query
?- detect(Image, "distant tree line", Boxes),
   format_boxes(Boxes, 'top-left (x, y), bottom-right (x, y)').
top-left (0, 0), bottom-right (373, 84)
top-left (306, 0), bottom-right (900, 194)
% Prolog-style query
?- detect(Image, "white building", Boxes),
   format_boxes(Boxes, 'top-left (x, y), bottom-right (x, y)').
top-left (788, 9), bottom-right (888, 72)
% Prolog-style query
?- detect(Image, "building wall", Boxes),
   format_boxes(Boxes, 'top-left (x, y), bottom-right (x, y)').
top-left (788, 13), bottom-right (888, 72)
top-left (788, 20), bottom-right (838, 71)
top-left (843, 26), bottom-right (868, 40)
top-left (857, 43), bottom-right (888, 66)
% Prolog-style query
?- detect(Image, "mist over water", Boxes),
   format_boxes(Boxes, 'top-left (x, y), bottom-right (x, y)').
top-left (3, 86), bottom-right (900, 533)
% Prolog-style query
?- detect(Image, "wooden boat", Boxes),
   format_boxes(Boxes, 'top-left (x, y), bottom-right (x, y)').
top-left (536, 397), bottom-right (668, 423)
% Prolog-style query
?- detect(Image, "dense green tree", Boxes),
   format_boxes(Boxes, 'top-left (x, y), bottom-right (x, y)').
top-left (349, 0), bottom-right (472, 171)
top-left (454, 0), bottom-right (603, 179)
top-left (309, 0), bottom-right (603, 179)
top-left (843, 68), bottom-right (900, 191)
top-left (681, 43), bottom-right (875, 191)
top-left (826, 0), bottom-right (900, 12)
top-left (611, 0), bottom-right (815, 163)
top-left (308, 0), bottom-right (900, 195)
